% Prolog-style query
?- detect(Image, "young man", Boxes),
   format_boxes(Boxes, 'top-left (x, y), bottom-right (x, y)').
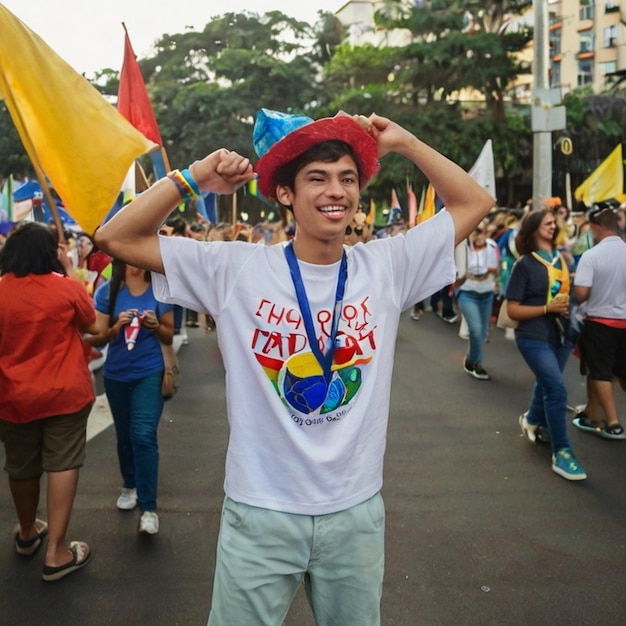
top-left (572, 206), bottom-right (626, 439)
top-left (96, 110), bottom-right (494, 625)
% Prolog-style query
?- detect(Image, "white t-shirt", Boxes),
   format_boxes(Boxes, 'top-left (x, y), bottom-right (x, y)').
top-left (574, 235), bottom-right (626, 319)
top-left (153, 210), bottom-right (456, 515)
top-left (455, 238), bottom-right (499, 294)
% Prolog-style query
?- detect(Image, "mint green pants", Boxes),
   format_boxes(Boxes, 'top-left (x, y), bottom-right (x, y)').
top-left (207, 492), bottom-right (385, 626)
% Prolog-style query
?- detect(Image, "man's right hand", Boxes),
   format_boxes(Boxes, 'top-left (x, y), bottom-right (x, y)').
top-left (189, 149), bottom-right (254, 195)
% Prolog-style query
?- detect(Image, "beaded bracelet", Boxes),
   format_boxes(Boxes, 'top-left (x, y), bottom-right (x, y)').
top-left (167, 169), bottom-right (200, 200)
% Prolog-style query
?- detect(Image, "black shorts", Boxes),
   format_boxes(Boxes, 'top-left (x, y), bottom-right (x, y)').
top-left (578, 320), bottom-right (626, 381)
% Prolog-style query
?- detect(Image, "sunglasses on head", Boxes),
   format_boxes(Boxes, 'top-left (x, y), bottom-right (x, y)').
top-left (588, 206), bottom-right (613, 224)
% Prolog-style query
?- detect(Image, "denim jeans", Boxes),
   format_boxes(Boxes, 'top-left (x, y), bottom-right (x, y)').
top-left (515, 337), bottom-right (572, 452)
top-left (457, 290), bottom-right (493, 364)
top-left (430, 286), bottom-right (455, 318)
top-left (104, 371), bottom-right (164, 511)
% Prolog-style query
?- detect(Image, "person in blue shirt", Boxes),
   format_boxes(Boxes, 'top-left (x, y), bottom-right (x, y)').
top-left (92, 259), bottom-right (174, 534)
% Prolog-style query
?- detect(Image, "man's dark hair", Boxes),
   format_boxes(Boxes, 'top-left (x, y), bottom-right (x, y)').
top-left (0, 222), bottom-right (65, 277)
top-left (273, 140), bottom-right (364, 199)
top-left (588, 206), bottom-right (618, 230)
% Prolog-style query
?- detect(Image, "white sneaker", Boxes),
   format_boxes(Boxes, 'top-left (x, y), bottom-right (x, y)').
top-left (519, 413), bottom-right (537, 444)
top-left (139, 511), bottom-right (159, 535)
top-left (116, 488), bottom-right (137, 511)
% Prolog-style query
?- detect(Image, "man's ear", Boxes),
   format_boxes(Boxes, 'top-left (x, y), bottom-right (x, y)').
top-left (276, 185), bottom-right (294, 207)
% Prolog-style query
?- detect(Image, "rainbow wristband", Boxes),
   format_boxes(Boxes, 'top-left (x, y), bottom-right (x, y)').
top-left (167, 169), bottom-right (200, 200)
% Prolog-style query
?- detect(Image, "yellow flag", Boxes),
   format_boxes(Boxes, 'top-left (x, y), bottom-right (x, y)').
top-left (417, 183), bottom-right (436, 224)
top-left (0, 5), bottom-right (156, 234)
top-left (574, 144), bottom-right (624, 206)
top-left (366, 198), bottom-right (376, 224)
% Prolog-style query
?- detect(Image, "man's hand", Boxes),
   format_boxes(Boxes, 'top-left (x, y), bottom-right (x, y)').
top-left (368, 114), bottom-right (418, 160)
top-left (189, 149), bottom-right (255, 195)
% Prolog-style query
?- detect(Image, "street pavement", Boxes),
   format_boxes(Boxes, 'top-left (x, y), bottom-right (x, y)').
top-left (2, 311), bottom-right (626, 625)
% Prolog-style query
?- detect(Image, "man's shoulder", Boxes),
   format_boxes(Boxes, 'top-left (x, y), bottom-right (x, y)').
top-left (580, 237), bottom-right (623, 260)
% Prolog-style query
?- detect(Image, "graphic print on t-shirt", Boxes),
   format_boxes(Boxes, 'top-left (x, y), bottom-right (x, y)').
top-left (252, 295), bottom-right (375, 418)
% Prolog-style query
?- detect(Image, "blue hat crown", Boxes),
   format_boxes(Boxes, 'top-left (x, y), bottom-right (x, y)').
top-left (253, 109), bottom-right (313, 158)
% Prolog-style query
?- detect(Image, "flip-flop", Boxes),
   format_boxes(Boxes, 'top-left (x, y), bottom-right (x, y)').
top-left (42, 541), bottom-right (91, 582)
top-left (15, 519), bottom-right (48, 557)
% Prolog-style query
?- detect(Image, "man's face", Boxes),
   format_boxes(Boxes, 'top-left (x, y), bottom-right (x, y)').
top-left (277, 155), bottom-right (360, 244)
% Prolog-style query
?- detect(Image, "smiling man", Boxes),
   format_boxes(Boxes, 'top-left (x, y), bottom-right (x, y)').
top-left (95, 109), bottom-right (494, 626)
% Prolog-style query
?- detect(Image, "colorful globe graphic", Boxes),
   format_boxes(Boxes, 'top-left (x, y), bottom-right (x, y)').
top-left (278, 352), bottom-right (328, 414)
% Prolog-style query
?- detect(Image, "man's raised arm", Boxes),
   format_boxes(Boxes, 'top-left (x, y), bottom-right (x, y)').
top-left (95, 149), bottom-right (254, 273)
top-left (363, 114), bottom-right (495, 244)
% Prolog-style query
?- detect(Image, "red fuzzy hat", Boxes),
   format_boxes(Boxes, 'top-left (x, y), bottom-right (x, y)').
top-left (253, 109), bottom-right (380, 200)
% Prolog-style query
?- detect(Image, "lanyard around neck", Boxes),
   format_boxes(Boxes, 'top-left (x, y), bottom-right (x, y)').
top-left (284, 242), bottom-right (347, 383)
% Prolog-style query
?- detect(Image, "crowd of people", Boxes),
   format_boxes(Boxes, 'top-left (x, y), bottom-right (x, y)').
top-left (0, 108), bottom-right (624, 626)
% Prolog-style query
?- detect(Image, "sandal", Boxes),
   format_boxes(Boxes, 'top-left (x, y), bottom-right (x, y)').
top-left (600, 423), bottom-right (626, 440)
top-left (15, 519), bottom-right (48, 557)
top-left (42, 541), bottom-right (91, 582)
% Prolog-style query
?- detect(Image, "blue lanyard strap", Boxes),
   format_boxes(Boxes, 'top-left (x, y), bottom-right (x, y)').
top-left (284, 242), bottom-right (347, 382)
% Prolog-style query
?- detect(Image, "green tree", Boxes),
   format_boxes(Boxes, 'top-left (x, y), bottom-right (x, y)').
top-left (323, 0), bottom-right (533, 205)
top-left (554, 88), bottom-right (626, 203)
top-left (0, 102), bottom-right (33, 179)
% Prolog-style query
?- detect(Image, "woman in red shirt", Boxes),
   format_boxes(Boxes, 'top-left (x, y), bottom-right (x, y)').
top-left (0, 223), bottom-right (98, 582)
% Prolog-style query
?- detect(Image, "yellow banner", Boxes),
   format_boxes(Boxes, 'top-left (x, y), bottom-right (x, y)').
top-left (417, 184), bottom-right (436, 224)
top-left (574, 144), bottom-right (624, 206)
top-left (0, 5), bottom-right (156, 234)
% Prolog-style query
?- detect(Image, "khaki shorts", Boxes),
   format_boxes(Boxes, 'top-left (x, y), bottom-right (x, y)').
top-left (0, 402), bottom-right (93, 479)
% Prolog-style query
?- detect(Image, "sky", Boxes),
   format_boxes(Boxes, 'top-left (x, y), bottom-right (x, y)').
top-left (2, 0), bottom-right (343, 76)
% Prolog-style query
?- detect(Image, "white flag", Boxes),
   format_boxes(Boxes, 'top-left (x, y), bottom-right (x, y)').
top-left (469, 139), bottom-right (496, 197)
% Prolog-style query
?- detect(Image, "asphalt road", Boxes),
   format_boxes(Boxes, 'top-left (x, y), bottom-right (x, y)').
top-left (2, 311), bottom-right (626, 625)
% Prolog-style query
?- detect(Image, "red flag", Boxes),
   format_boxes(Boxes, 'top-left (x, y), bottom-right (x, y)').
top-left (117, 25), bottom-right (162, 145)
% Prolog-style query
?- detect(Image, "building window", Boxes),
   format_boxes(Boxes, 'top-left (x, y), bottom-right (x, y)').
top-left (579, 1), bottom-right (594, 20)
top-left (603, 24), bottom-right (618, 47)
top-left (550, 30), bottom-right (562, 57)
top-left (605, 2), bottom-right (619, 14)
top-left (578, 59), bottom-right (593, 86)
top-left (601, 61), bottom-right (617, 75)
top-left (550, 61), bottom-right (561, 87)
top-left (579, 31), bottom-right (595, 53)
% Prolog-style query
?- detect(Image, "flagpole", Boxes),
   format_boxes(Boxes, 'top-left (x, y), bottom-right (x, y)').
top-left (35, 171), bottom-right (66, 243)
top-left (232, 191), bottom-right (238, 226)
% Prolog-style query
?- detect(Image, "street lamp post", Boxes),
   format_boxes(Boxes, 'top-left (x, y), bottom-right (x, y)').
top-left (532, 0), bottom-right (566, 210)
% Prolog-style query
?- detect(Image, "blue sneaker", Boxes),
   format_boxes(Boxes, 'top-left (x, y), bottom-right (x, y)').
top-left (551, 448), bottom-right (587, 481)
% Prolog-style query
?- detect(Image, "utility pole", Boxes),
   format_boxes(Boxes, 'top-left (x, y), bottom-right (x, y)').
top-left (531, 0), bottom-right (566, 210)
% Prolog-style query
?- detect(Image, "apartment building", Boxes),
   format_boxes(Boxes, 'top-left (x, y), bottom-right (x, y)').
top-left (333, 0), bottom-right (626, 97)
top-left (549, 0), bottom-right (626, 93)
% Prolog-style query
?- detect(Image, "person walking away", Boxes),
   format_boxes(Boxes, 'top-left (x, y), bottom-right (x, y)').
top-left (506, 209), bottom-right (586, 480)
top-left (0, 223), bottom-right (96, 581)
top-left (572, 206), bottom-right (626, 439)
top-left (95, 109), bottom-right (495, 625)
top-left (90, 260), bottom-right (174, 534)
